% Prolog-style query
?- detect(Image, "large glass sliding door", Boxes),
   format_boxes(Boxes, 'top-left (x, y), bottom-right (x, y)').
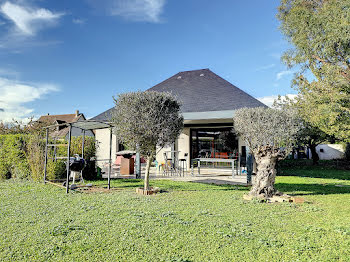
top-left (190, 128), bottom-right (238, 162)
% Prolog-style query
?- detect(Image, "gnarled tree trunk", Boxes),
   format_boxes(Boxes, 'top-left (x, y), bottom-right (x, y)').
top-left (144, 156), bottom-right (153, 190)
top-left (250, 146), bottom-right (283, 198)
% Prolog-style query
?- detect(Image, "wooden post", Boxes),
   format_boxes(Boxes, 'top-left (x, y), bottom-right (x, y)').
top-left (43, 128), bottom-right (49, 183)
top-left (66, 124), bottom-right (72, 194)
top-left (108, 127), bottom-right (112, 190)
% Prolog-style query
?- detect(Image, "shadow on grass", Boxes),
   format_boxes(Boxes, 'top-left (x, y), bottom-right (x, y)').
top-left (276, 182), bottom-right (350, 196)
top-left (279, 166), bottom-right (350, 181)
top-left (87, 178), bottom-right (248, 192)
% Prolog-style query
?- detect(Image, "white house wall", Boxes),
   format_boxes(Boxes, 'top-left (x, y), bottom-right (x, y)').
top-left (95, 128), bottom-right (118, 168)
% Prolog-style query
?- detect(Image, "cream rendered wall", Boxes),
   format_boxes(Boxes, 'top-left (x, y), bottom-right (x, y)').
top-left (176, 127), bottom-right (191, 169)
top-left (95, 128), bottom-right (118, 168)
top-left (155, 128), bottom-right (191, 169)
top-left (156, 145), bottom-right (172, 167)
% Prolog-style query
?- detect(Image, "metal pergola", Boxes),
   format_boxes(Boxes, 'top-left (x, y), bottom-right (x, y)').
top-left (43, 120), bottom-right (114, 193)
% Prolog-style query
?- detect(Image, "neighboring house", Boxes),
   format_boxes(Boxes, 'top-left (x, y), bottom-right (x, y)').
top-left (37, 110), bottom-right (94, 139)
top-left (92, 69), bottom-right (266, 168)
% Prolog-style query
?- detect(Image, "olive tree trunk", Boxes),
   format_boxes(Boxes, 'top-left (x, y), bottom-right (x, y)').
top-left (144, 156), bottom-right (153, 190)
top-left (249, 148), bottom-right (281, 198)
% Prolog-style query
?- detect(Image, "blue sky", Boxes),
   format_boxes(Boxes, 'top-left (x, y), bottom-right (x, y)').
top-left (0, 0), bottom-right (296, 122)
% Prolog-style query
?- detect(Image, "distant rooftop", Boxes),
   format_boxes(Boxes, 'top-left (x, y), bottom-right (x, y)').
top-left (37, 110), bottom-right (85, 138)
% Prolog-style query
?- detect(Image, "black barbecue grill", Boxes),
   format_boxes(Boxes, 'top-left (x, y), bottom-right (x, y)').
top-left (69, 155), bottom-right (86, 172)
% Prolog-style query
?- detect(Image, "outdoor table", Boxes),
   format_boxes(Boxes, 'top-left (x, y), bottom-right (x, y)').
top-left (195, 158), bottom-right (237, 178)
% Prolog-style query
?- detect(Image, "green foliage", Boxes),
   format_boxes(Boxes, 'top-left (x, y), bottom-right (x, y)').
top-left (278, 0), bottom-right (350, 141)
top-left (0, 134), bottom-right (96, 181)
top-left (0, 134), bottom-right (30, 180)
top-left (1, 166), bottom-right (350, 261)
top-left (273, 95), bottom-right (335, 164)
top-left (112, 91), bottom-right (184, 157)
top-left (112, 91), bottom-right (184, 189)
top-left (233, 107), bottom-right (300, 158)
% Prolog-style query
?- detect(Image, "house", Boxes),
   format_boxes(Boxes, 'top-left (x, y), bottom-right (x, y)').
top-left (91, 69), bottom-right (266, 169)
top-left (37, 110), bottom-right (94, 139)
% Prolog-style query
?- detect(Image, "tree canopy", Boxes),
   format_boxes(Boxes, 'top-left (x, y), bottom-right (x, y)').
top-left (273, 95), bottom-right (333, 164)
top-left (112, 91), bottom-right (184, 190)
top-left (233, 107), bottom-right (300, 197)
top-left (234, 107), bottom-right (300, 158)
top-left (278, 0), bottom-right (350, 142)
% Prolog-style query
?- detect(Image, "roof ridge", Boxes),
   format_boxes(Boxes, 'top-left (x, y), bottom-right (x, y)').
top-left (177, 68), bottom-right (210, 74)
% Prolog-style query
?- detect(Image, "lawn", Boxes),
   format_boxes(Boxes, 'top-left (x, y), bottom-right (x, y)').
top-left (1, 166), bottom-right (350, 261)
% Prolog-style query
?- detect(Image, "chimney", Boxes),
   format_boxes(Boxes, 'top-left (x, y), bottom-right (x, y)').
top-left (75, 110), bottom-right (79, 116)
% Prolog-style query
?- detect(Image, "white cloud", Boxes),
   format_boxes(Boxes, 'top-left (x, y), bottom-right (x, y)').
top-left (0, 77), bottom-right (59, 122)
top-left (276, 70), bottom-right (293, 81)
top-left (108, 0), bottom-right (166, 22)
top-left (257, 94), bottom-right (297, 108)
top-left (0, 1), bottom-right (63, 36)
top-left (255, 63), bottom-right (275, 72)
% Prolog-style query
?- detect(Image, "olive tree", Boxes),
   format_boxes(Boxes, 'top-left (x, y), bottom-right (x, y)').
top-left (233, 107), bottom-right (300, 198)
top-left (112, 91), bottom-right (184, 191)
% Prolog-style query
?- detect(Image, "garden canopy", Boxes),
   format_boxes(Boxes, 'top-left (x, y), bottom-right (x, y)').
top-left (43, 120), bottom-right (114, 193)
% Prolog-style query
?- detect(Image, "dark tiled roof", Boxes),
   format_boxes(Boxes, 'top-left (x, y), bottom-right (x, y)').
top-left (91, 108), bottom-right (115, 122)
top-left (148, 69), bottom-right (265, 112)
top-left (91, 69), bottom-right (266, 121)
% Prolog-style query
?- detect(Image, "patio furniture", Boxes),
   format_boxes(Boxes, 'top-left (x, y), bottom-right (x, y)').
top-left (178, 153), bottom-right (188, 176)
top-left (195, 158), bottom-right (237, 178)
top-left (163, 151), bottom-right (181, 176)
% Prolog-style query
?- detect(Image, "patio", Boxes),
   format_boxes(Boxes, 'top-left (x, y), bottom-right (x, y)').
top-left (101, 166), bottom-right (250, 186)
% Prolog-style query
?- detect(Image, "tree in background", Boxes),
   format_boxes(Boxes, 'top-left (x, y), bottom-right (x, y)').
top-left (278, 0), bottom-right (350, 142)
top-left (112, 91), bottom-right (184, 191)
top-left (273, 95), bottom-right (332, 165)
top-left (233, 107), bottom-right (300, 198)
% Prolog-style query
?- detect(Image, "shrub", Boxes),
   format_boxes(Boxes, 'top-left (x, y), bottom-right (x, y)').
top-left (0, 134), bottom-right (97, 181)
top-left (0, 135), bottom-right (30, 180)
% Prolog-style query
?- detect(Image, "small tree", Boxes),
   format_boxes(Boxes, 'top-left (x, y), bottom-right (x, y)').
top-left (112, 91), bottom-right (184, 191)
top-left (233, 107), bottom-right (300, 198)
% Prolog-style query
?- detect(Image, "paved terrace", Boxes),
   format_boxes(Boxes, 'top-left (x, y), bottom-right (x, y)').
top-left (102, 167), bottom-right (250, 186)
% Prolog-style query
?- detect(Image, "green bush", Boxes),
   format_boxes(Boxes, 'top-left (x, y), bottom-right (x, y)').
top-left (0, 134), bottom-right (97, 181)
top-left (0, 135), bottom-right (30, 180)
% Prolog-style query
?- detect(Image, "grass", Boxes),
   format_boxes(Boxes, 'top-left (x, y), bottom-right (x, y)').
top-left (1, 166), bottom-right (350, 261)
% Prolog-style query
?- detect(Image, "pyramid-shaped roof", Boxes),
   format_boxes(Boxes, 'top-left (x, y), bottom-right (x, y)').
top-left (92, 69), bottom-right (265, 121)
top-left (148, 68), bottom-right (265, 113)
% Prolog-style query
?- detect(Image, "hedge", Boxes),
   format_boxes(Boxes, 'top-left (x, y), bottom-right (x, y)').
top-left (0, 134), bottom-right (96, 181)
